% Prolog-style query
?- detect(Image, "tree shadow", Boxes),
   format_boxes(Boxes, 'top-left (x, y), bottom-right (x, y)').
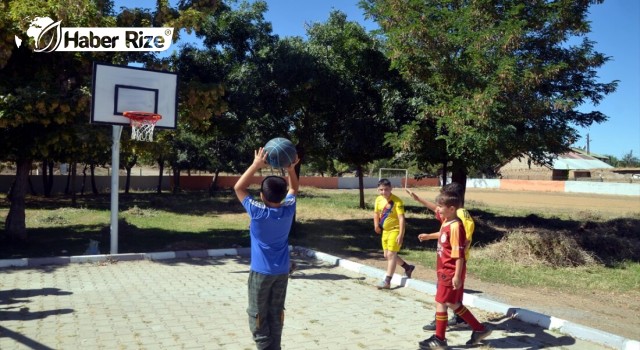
top-left (0, 325), bottom-right (55, 350)
top-left (289, 259), bottom-right (366, 281)
top-left (0, 287), bottom-right (74, 348)
top-left (449, 315), bottom-right (577, 350)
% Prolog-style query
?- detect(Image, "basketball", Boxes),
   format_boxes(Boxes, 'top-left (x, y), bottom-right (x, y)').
top-left (264, 137), bottom-right (297, 168)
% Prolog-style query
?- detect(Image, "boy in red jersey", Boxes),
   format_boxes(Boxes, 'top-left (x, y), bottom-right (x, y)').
top-left (417, 191), bottom-right (491, 349)
top-left (407, 183), bottom-right (474, 330)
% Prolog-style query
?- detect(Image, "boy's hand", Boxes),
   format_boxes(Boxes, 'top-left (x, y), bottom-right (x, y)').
top-left (418, 233), bottom-right (428, 242)
top-left (252, 147), bottom-right (269, 169)
top-left (286, 156), bottom-right (300, 171)
top-left (405, 188), bottom-right (417, 200)
top-left (453, 275), bottom-right (462, 290)
top-left (374, 226), bottom-right (381, 234)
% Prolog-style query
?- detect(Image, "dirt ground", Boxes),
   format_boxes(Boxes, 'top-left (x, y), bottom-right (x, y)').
top-left (351, 188), bottom-right (640, 341)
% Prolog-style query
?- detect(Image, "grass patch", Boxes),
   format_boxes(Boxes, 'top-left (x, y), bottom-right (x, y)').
top-left (0, 188), bottom-right (639, 297)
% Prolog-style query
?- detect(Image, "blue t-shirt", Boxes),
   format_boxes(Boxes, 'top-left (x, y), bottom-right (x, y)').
top-left (241, 193), bottom-right (296, 275)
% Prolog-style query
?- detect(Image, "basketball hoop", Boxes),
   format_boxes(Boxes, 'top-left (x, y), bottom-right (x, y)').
top-left (123, 111), bottom-right (162, 142)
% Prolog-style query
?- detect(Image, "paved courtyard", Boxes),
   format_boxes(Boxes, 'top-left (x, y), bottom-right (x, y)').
top-left (0, 253), bottom-right (616, 349)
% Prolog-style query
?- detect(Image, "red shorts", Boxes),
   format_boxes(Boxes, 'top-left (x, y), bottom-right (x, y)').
top-left (435, 283), bottom-right (464, 304)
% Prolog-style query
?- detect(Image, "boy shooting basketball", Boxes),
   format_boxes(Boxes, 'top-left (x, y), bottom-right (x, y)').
top-left (234, 147), bottom-right (299, 350)
top-left (373, 178), bottom-right (415, 289)
top-left (416, 191), bottom-right (491, 349)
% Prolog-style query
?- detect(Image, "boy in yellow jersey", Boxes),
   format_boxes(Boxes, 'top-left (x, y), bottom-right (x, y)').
top-left (373, 178), bottom-right (416, 289)
top-left (406, 182), bottom-right (475, 330)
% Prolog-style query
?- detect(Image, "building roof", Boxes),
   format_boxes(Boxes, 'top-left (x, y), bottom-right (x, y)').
top-left (552, 151), bottom-right (613, 170)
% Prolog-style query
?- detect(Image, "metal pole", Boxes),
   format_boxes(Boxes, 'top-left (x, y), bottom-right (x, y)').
top-left (110, 125), bottom-right (123, 254)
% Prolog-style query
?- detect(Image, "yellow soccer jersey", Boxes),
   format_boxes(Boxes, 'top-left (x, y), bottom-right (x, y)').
top-left (456, 208), bottom-right (475, 260)
top-left (375, 194), bottom-right (405, 232)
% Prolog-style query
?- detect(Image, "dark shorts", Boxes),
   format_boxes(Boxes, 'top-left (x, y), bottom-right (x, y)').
top-left (247, 270), bottom-right (289, 350)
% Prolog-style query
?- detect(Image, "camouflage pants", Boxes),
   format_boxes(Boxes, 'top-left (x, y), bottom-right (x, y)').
top-left (247, 271), bottom-right (289, 350)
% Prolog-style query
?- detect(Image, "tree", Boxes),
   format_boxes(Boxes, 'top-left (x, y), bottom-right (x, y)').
top-left (0, 0), bottom-right (220, 241)
top-left (0, 0), bottom-right (109, 240)
top-left (305, 11), bottom-right (412, 208)
top-left (361, 0), bottom-right (618, 194)
top-left (620, 150), bottom-right (640, 168)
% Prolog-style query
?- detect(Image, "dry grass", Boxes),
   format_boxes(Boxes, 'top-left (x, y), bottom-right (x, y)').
top-left (479, 228), bottom-right (599, 267)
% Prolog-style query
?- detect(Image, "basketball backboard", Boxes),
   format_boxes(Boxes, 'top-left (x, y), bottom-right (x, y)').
top-left (90, 62), bottom-right (178, 129)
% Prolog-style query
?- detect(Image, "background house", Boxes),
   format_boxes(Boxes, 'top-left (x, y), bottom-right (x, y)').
top-left (498, 148), bottom-right (614, 181)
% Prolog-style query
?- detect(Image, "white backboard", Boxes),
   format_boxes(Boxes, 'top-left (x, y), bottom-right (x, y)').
top-left (90, 62), bottom-right (177, 129)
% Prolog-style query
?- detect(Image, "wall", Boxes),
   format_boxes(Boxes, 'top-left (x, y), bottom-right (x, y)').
top-left (464, 178), bottom-right (640, 197)
top-left (0, 175), bottom-right (171, 195)
top-left (1, 175), bottom-right (637, 197)
top-left (174, 176), bottom-right (438, 190)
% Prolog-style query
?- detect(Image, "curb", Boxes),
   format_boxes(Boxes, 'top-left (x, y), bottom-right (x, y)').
top-left (0, 247), bottom-right (252, 269)
top-left (1, 246), bottom-right (638, 350)
top-left (293, 246), bottom-right (640, 350)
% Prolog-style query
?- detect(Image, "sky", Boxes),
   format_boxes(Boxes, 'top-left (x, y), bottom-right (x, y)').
top-left (120, 0), bottom-right (640, 159)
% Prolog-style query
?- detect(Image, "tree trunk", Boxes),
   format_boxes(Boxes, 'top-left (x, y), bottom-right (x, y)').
top-left (450, 166), bottom-right (468, 207)
top-left (208, 169), bottom-right (220, 197)
top-left (357, 164), bottom-right (365, 209)
top-left (157, 159), bottom-right (164, 194)
top-left (441, 161), bottom-right (448, 188)
top-left (65, 165), bottom-right (71, 194)
top-left (124, 166), bottom-right (132, 194)
top-left (172, 167), bottom-right (180, 194)
top-left (5, 159), bottom-right (31, 241)
top-left (81, 164), bottom-right (88, 195)
top-left (90, 163), bottom-right (98, 195)
top-left (71, 162), bottom-right (77, 206)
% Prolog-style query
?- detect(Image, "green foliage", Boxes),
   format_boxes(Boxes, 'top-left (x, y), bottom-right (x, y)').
top-left (361, 0), bottom-right (618, 177)
top-left (620, 150), bottom-right (640, 167)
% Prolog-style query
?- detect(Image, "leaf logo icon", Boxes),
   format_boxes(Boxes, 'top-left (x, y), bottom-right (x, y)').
top-left (26, 17), bottom-right (62, 53)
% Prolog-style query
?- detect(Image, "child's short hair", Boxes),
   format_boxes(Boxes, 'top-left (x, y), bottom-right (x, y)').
top-left (261, 176), bottom-right (287, 203)
top-left (436, 191), bottom-right (462, 208)
top-left (377, 178), bottom-right (392, 187)
top-left (442, 182), bottom-right (463, 196)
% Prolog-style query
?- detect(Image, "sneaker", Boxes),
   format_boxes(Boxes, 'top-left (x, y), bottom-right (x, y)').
top-left (376, 280), bottom-right (390, 289)
top-left (422, 314), bottom-right (465, 331)
top-left (418, 335), bottom-right (447, 349)
top-left (466, 325), bottom-right (492, 345)
top-left (404, 264), bottom-right (415, 278)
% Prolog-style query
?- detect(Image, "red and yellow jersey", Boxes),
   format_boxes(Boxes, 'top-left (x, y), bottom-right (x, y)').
top-left (374, 194), bottom-right (405, 232)
top-left (437, 209), bottom-right (475, 260)
top-left (436, 219), bottom-right (467, 286)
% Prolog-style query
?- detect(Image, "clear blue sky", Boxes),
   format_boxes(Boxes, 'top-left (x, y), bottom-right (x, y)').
top-left (122, 0), bottom-right (640, 159)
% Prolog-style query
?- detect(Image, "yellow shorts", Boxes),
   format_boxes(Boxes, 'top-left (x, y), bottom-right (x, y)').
top-left (381, 229), bottom-right (402, 252)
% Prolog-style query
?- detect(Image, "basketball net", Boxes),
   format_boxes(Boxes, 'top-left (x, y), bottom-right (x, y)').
top-left (123, 111), bottom-right (162, 142)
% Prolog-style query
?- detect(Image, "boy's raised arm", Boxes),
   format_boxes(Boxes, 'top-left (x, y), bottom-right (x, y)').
top-left (234, 148), bottom-right (268, 202)
top-left (286, 157), bottom-right (300, 196)
top-left (405, 188), bottom-right (437, 212)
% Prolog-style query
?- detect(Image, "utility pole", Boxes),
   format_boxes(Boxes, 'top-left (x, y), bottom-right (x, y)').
top-left (586, 133), bottom-right (591, 154)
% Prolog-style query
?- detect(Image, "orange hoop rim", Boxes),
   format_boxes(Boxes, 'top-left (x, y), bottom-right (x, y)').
top-left (123, 111), bottom-right (162, 122)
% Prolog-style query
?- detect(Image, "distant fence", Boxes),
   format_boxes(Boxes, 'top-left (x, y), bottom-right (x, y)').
top-left (0, 175), bottom-right (637, 196)
top-left (0, 175), bottom-right (172, 194)
top-left (467, 178), bottom-right (640, 196)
